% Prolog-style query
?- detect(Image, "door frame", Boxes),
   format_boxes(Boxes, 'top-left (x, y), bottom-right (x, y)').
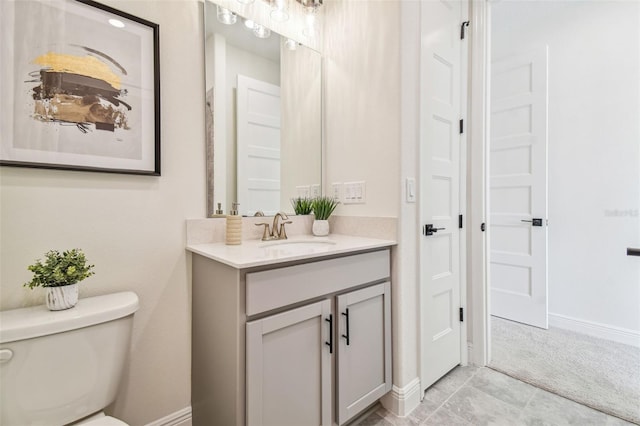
top-left (467, 0), bottom-right (493, 367)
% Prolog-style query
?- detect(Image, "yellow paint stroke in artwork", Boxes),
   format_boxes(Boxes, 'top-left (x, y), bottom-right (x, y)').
top-left (34, 52), bottom-right (121, 89)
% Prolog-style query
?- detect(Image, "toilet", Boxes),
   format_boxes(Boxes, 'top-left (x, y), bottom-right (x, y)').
top-left (0, 291), bottom-right (139, 426)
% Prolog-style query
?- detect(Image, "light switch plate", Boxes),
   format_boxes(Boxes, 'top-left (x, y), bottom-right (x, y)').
top-left (331, 183), bottom-right (342, 202)
top-left (343, 181), bottom-right (366, 204)
top-left (296, 185), bottom-right (310, 198)
top-left (311, 184), bottom-right (321, 198)
top-left (406, 177), bottom-right (416, 203)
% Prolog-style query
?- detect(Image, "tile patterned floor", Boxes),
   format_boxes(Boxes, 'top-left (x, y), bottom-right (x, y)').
top-left (358, 366), bottom-right (637, 426)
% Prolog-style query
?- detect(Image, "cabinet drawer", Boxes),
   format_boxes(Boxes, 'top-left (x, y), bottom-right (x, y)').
top-left (246, 249), bottom-right (390, 316)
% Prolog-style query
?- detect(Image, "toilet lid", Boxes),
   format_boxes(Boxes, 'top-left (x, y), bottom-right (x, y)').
top-left (82, 416), bottom-right (129, 426)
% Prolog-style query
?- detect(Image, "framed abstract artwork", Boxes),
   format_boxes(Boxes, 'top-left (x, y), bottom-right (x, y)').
top-left (0, 0), bottom-right (160, 175)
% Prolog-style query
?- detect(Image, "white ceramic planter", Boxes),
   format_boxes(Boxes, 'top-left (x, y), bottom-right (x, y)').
top-left (312, 219), bottom-right (330, 237)
top-left (46, 283), bottom-right (79, 311)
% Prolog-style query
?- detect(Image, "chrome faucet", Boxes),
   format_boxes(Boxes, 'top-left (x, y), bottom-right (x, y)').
top-left (255, 212), bottom-right (292, 241)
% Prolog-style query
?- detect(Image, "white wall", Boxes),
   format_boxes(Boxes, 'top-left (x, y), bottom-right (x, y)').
top-left (0, 0), bottom-right (205, 424)
top-left (323, 0), bottom-right (400, 218)
top-left (281, 44), bottom-right (322, 210)
top-left (492, 1), bottom-right (640, 332)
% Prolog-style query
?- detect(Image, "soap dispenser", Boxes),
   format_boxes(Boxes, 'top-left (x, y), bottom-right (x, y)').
top-left (226, 202), bottom-right (242, 245)
top-left (211, 202), bottom-right (225, 218)
top-left (211, 203), bottom-right (227, 218)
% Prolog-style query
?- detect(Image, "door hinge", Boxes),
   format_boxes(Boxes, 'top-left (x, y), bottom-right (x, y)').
top-left (459, 307), bottom-right (464, 322)
top-left (459, 214), bottom-right (463, 229)
top-left (481, 223), bottom-right (486, 232)
top-left (460, 21), bottom-right (470, 40)
top-left (459, 119), bottom-right (464, 134)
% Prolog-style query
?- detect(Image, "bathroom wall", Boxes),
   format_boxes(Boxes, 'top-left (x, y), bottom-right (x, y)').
top-left (0, 0), bottom-right (204, 424)
top-left (492, 1), bottom-right (640, 334)
top-left (323, 0), bottom-right (401, 218)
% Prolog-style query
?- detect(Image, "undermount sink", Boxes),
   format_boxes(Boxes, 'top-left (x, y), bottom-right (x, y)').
top-left (259, 239), bottom-right (337, 255)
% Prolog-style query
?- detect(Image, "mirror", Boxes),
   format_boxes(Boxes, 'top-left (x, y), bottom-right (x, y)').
top-left (204, 0), bottom-right (322, 217)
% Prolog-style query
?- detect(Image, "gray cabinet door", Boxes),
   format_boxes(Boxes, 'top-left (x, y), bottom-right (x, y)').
top-left (246, 299), bottom-right (332, 426)
top-left (336, 282), bottom-right (392, 425)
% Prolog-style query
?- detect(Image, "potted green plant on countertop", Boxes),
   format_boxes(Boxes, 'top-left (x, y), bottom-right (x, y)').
top-left (24, 248), bottom-right (95, 311)
top-left (291, 197), bottom-right (314, 215)
top-left (311, 196), bottom-right (339, 236)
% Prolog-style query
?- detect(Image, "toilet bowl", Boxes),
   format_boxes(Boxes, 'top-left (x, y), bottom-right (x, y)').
top-left (0, 292), bottom-right (139, 426)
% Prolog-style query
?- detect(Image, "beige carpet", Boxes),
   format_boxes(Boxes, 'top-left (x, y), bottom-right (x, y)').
top-left (490, 316), bottom-right (640, 424)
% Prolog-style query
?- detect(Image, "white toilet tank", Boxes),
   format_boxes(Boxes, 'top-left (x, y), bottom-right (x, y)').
top-left (0, 292), bottom-right (139, 426)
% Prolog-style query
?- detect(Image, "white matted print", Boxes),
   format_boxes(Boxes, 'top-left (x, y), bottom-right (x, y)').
top-left (0, 0), bottom-right (160, 175)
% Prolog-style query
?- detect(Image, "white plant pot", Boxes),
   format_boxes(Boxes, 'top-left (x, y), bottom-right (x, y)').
top-left (46, 283), bottom-right (79, 311)
top-left (312, 219), bottom-right (330, 237)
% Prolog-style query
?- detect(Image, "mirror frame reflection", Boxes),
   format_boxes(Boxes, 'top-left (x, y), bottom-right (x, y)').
top-left (204, 0), bottom-right (323, 218)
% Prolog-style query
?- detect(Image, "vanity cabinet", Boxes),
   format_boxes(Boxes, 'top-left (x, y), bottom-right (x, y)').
top-left (246, 300), bottom-right (333, 426)
top-left (191, 248), bottom-right (392, 426)
top-left (336, 282), bottom-right (391, 424)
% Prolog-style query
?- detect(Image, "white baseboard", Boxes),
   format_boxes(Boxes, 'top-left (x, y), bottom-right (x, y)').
top-left (380, 377), bottom-right (421, 417)
top-left (549, 313), bottom-right (640, 348)
top-left (144, 407), bottom-right (192, 426)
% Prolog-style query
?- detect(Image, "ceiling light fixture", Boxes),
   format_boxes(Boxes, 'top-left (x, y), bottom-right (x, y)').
top-left (285, 38), bottom-right (297, 51)
top-left (237, 0), bottom-right (255, 4)
top-left (270, 0), bottom-right (289, 22)
top-left (302, 8), bottom-right (316, 38)
top-left (244, 19), bottom-right (255, 30)
top-left (253, 23), bottom-right (271, 39)
top-left (296, 0), bottom-right (322, 10)
top-left (216, 6), bottom-right (237, 25)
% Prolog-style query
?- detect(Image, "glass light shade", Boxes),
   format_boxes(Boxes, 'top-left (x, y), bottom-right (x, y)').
top-left (244, 19), bottom-right (255, 29)
top-left (270, 8), bottom-right (289, 22)
top-left (236, 0), bottom-right (255, 4)
top-left (216, 6), bottom-right (237, 25)
top-left (285, 38), bottom-right (297, 51)
top-left (253, 24), bottom-right (271, 39)
top-left (270, 0), bottom-right (289, 22)
top-left (302, 10), bottom-right (316, 37)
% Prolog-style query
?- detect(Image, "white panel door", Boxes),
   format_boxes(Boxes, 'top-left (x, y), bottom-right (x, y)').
top-left (246, 300), bottom-right (332, 426)
top-left (237, 75), bottom-right (281, 216)
top-left (337, 282), bottom-right (392, 425)
top-left (420, 0), bottom-right (463, 391)
top-left (490, 47), bottom-right (549, 329)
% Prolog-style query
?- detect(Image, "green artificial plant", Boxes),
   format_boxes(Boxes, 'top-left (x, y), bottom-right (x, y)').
top-left (24, 249), bottom-right (95, 289)
top-left (291, 197), bottom-right (314, 215)
top-left (312, 196), bottom-right (339, 221)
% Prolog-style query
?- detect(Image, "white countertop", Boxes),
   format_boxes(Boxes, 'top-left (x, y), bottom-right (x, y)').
top-left (186, 234), bottom-right (396, 269)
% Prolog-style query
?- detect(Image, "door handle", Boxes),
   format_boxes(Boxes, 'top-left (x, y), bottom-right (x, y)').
top-left (325, 315), bottom-right (333, 354)
top-left (341, 309), bottom-right (350, 346)
top-left (628, 248), bottom-right (640, 257)
top-left (423, 224), bottom-right (445, 236)
top-left (521, 218), bottom-right (543, 226)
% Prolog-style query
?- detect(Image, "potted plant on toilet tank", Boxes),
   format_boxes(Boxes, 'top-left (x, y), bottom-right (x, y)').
top-left (24, 248), bottom-right (95, 311)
